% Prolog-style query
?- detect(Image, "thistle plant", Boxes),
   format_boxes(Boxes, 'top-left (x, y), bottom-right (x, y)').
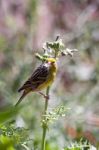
top-left (35, 36), bottom-right (77, 150)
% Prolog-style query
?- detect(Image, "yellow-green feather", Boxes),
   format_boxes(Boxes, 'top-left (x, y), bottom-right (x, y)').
top-left (36, 62), bottom-right (57, 91)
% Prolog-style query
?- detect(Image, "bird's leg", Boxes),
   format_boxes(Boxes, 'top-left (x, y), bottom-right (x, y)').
top-left (30, 86), bottom-right (49, 100)
top-left (38, 92), bottom-right (49, 100)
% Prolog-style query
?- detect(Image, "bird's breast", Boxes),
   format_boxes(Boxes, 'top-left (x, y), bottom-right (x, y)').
top-left (36, 63), bottom-right (57, 91)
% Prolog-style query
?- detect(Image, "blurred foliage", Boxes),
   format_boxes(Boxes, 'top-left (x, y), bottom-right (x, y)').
top-left (0, 107), bottom-right (18, 124)
top-left (0, 0), bottom-right (99, 149)
top-left (0, 124), bottom-right (30, 150)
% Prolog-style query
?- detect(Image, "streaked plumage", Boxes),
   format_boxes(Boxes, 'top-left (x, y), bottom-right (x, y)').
top-left (15, 58), bottom-right (57, 106)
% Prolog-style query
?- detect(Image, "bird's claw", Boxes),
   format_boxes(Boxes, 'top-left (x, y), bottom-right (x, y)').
top-left (38, 92), bottom-right (49, 100)
top-left (44, 95), bottom-right (49, 100)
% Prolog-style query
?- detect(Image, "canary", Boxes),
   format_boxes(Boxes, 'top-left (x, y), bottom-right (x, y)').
top-left (15, 58), bottom-right (57, 106)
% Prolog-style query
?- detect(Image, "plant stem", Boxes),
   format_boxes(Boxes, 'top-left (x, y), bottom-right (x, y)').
top-left (41, 86), bottom-right (50, 150)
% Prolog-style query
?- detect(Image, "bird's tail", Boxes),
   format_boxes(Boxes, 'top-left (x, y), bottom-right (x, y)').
top-left (15, 90), bottom-right (29, 107)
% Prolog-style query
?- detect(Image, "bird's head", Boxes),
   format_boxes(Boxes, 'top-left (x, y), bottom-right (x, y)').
top-left (45, 58), bottom-right (57, 71)
top-left (46, 58), bottom-right (56, 64)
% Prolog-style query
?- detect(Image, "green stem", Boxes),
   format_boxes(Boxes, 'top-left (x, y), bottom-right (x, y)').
top-left (41, 86), bottom-right (50, 150)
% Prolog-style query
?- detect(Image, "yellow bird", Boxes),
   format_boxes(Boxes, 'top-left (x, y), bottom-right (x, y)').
top-left (15, 58), bottom-right (57, 106)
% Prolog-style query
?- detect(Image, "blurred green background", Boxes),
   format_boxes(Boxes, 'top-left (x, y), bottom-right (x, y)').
top-left (0, 0), bottom-right (99, 149)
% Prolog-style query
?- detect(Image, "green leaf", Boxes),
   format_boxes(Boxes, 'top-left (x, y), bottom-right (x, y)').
top-left (0, 107), bottom-right (18, 124)
top-left (0, 135), bottom-right (15, 150)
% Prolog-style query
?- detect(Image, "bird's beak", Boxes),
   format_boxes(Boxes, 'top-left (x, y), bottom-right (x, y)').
top-left (48, 61), bottom-right (51, 64)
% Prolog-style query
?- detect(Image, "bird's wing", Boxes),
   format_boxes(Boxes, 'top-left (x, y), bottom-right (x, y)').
top-left (18, 63), bottom-right (50, 92)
